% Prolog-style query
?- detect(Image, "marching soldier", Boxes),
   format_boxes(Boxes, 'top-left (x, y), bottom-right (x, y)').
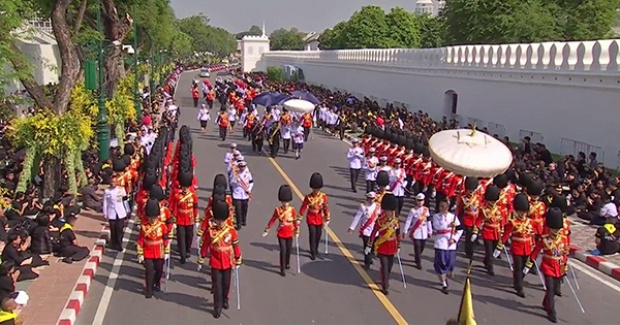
top-left (268, 121), bottom-right (281, 158)
top-left (525, 208), bottom-right (568, 323)
top-left (224, 143), bottom-right (238, 166)
top-left (243, 111), bottom-right (256, 140)
top-left (216, 108), bottom-right (230, 141)
top-left (263, 185), bottom-right (300, 276)
top-left (403, 193), bottom-right (432, 269)
top-left (230, 160), bottom-right (253, 229)
top-left (389, 158), bottom-right (407, 216)
top-left (198, 186), bottom-right (236, 235)
top-left (103, 174), bottom-right (128, 251)
top-left (136, 173), bottom-right (157, 222)
top-left (346, 139), bottom-right (364, 193)
top-left (495, 174), bottom-right (516, 216)
top-left (301, 111), bottom-right (313, 141)
top-left (137, 199), bottom-right (170, 298)
top-left (170, 168), bottom-right (199, 264)
top-left (527, 180), bottom-right (547, 236)
top-left (348, 191), bottom-right (379, 269)
top-left (149, 185), bottom-right (175, 237)
top-left (365, 193), bottom-right (400, 295)
top-left (495, 194), bottom-right (535, 297)
top-left (251, 122), bottom-right (265, 153)
top-left (299, 173), bottom-right (330, 260)
top-left (472, 185), bottom-right (505, 276)
top-left (198, 200), bottom-right (242, 319)
top-left (280, 108), bottom-right (292, 153)
top-left (363, 148), bottom-right (379, 193)
top-left (432, 199), bottom-right (463, 294)
top-left (456, 177), bottom-right (481, 259)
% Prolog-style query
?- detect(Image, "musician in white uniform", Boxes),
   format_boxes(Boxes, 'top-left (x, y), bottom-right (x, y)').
top-left (346, 139), bottom-right (364, 193)
top-left (280, 121), bottom-right (292, 154)
top-left (230, 160), bottom-right (253, 230)
top-left (348, 192), bottom-right (378, 269)
top-left (432, 199), bottom-right (463, 294)
top-left (403, 193), bottom-right (432, 269)
top-left (363, 148), bottom-right (379, 193)
top-left (389, 158), bottom-right (408, 216)
top-left (292, 123), bottom-right (305, 159)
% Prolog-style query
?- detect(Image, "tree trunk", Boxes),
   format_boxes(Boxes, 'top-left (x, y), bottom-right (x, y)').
top-left (50, 0), bottom-right (80, 115)
top-left (42, 155), bottom-right (61, 198)
top-left (101, 0), bottom-right (133, 97)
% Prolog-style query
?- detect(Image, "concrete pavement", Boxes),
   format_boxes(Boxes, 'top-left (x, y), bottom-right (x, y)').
top-left (75, 71), bottom-right (620, 325)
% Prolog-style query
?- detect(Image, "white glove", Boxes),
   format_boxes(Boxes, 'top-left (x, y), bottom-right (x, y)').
top-left (137, 255), bottom-right (144, 264)
top-left (197, 264), bottom-right (202, 271)
top-left (262, 231), bottom-right (269, 237)
top-left (364, 247), bottom-right (372, 255)
top-left (470, 234), bottom-right (478, 242)
top-left (492, 249), bottom-right (501, 258)
top-left (295, 233), bottom-right (300, 238)
top-left (164, 254), bottom-right (170, 260)
top-left (523, 267), bottom-right (531, 275)
top-left (325, 221), bottom-right (330, 227)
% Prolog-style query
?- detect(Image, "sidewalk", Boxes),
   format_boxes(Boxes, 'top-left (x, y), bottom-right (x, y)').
top-left (18, 187), bottom-right (108, 325)
top-left (333, 129), bottom-right (620, 282)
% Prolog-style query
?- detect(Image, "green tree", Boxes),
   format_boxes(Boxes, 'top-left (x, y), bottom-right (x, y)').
top-left (236, 25), bottom-right (263, 39)
top-left (385, 7), bottom-right (421, 48)
top-left (553, 0), bottom-right (620, 41)
top-left (417, 14), bottom-right (446, 48)
top-left (341, 6), bottom-right (393, 48)
top-left (270, 28), bottom-right (305, 51)
top-left (318, 21), bottom-right (348, 49)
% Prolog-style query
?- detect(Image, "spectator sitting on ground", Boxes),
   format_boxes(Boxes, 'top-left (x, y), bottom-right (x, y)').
top-left (591, 220), bottom-right (620, 256)
top-left (0, 293), bottom-right (27, 325)
top-left (58, 216), bottom-right (90, 264)
top-left (29, 214), bottom-right (53, 258)
top-left (0, 261), bottom-right (18, 300)
top-left (79, 179), bottom-right (101, 212)
top-left (1, 232), bottom-right (38, 282)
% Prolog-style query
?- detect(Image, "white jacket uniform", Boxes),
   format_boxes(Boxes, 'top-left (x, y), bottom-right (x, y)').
top-left (349, 201), bottom-right (379, 237)
top-left (363, 156), bottom-right (379, 181)
top-left (404, 206), bottom-right (432, 240)
top-left (432, 212), bottom-right (463, 251)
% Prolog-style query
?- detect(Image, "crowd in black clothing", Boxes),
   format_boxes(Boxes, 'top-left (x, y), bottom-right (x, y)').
top-left (242, 70), bottom-right (620, 256)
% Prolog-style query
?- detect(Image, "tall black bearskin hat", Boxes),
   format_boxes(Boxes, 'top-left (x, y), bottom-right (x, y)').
top-left (309, 172), bottom-right (323, 189)
top-left (519, 173), bottom-right (533, 188)
top-left (413, 143), bottom-right (424, 155)
top-left (493, 174), bottom-right (508, 189)
top-left (381, 193), bottom-right (398, 211)
top-left (122, 154), bottom-right (131, 167)
top-left (422, 146), bottom-right (431, 158)
top-left (546, 207), bottom-right (564, 229)
top-left (178, 167), bottom-right (193, 187)
top-left (112, 158), bottom-right (126, 172)
top-left (505, 169), bottom-right (517, 184)
top-left (145, 199), bottom-right (160, 218)
top-left (513, 193), bottom-right (530, 212)
top-left (376, 170), bottom-right (390, 187)
top-left (485, 185), bottom-right (500, 201)
top-left (142, 173), bottom-right (157, 190)
top-left (278, 185), bottom-right (293, 202)
top-left (124, 143), bottom-right (135, 156)
top-left (179, 159), bottom-right (192, 172)
top-left (149, 185), bottom-right (165, 201)
top-left (212, 199), bottom-right (229, 221)
top-left (550, 195), bottom-right (568, 213)
top-left (179, 125), bottom-right (190, 141)
top-left (213, 174), bottom-right (227, 189)
top-left (465, 177), bottom-right (479, 191)
top-left (212, 185), bottom-right (226, 197)
top-left (527, 180), bottom-right (544, 196)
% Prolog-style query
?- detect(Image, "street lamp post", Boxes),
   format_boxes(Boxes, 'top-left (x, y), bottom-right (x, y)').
top-left (96, 1), bottom-right (110, 161)
top-left (133, 15), bottom-right (140, 118)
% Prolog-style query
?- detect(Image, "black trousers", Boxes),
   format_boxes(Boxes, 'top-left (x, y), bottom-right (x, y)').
top-left (512, 254), bottom-right (527, 291)
top-left (396, 196), bottom-right (405, 217)
top-left (365, 180), bottom-right (376, 193)
top-left (61, 245), bottom-right (90, 262)
top-left (378, 254), bottom-right (395, 292)
top-left (361, 235), bottom-right (373, 267)
top-left (282, 139), bottom-right (291, 153)
top-left (308, 224), bottom-right (323, 258)
top-left (212, 268), bottom-right (232, 314)
top-left (413, 239), bottom-right (426, 265)
top-left (463, 226), bottom-right (475, 258)
top-left (483, 239), bottom-right (498, 272)
top-left (543, 275), bottom-right (562, 318)
top-left (144, 258), bottom-right (164, 295)
top-left (219, 126), bottom-right (227, 140)
top-left (234, 199), bottom-right (249, 228)
top-left (349, 168), bottom-right (360, 191)
top-left (303, 127), bottom-right (310, 141)
top-left (252, 136), bottom-right (263, 152)
top-left (176, 225), bottom-right (194, 262)
top-left (270, 140), bottom-right (280, 157)
top-left (206, 100), bottom-right (213, 109)
top-left (278, 237), bottom-right (293, 272)
top-left (109, 218), bottom-right (125, 250)
top-left (193, 98), bottom-right (198, 107)
top-left (405, 176), bottom-right (414, 197)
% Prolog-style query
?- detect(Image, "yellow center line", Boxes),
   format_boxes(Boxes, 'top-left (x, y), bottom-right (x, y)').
top-left (266, 155), bottom-right (408, 325)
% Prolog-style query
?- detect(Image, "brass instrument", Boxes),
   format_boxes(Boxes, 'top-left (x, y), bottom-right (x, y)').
top-left (267, 123), bottom-right (280, 146)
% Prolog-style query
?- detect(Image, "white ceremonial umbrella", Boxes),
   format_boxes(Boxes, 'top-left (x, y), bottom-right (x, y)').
top-left (283, 99), bottom-right (315, 114)
top-left (428, 128), bottom-right (513, 178)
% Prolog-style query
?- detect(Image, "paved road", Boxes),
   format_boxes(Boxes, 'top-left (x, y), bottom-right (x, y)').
top-left (76, 71), bottom-right (620, 325)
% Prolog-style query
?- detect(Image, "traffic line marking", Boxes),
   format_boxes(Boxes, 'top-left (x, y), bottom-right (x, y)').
top-left (265, 154), bottom-right (409, 325)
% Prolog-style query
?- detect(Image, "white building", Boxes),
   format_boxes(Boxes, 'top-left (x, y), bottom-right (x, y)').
top-left (304, 32), bottom-right (321, 51)
top-left (415, 0), bottom-right (445, 17)
top-left (240, 23), bottom-right (270, 72)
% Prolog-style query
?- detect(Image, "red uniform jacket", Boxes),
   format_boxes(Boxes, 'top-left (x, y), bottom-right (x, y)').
top-left (431, 167), bottom-right (447, 191)
top-left (527, 199), bottom-right (547, 236)
top-left (369, 214), bottom-right (400, 256)
top-left (170, 189), bottom-right (199, 226)
top-left (299, 192), bottom-right (330, 226)
top-left (200, 224), bottom-right (242, 270)
top-left (475, 202), bottom-right (506, 241)
top-left (499, 184), bottom-right (517, 215)
top-left (137, 220), bottom-right (170, 259)
top-left (561, 218), bottom-right (571, 247)
top-left (500, 216), bottom-right (535, 256)
top-left (266, 205), bottom-right (299, 239)
top-left (419, 161), bottom-right (434, 186)
top-left (456, 193), bottom-right (481, 227)
top-left (530, 229), bottom-right (569, 278)
top-left (114, 173), bottom-right (132, 196)
top-left (444, 175), bottom-right (463, 197)
top-left (135, 189), bottom-right (149, 219)
top-left (198, 196), bottom-right (235, 236)
top-left (407, 157), bottom-right (423, 180)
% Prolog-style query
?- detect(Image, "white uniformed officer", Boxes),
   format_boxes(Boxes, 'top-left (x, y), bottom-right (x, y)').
top-left (363, 148), bottom-right (379, 193)
top-left (432, 199), bottom-right (463, 294)
top-left (389, 158), bottom-right (408, 216)
top-left (403, 193), bottom-right (432, 269)
top-left (224, 143), bottom-right (238, 165)
top-left (346, 139), bottom-right (364, 193)
top-left (103, 177), bottom-right (128, 251)
top-left (348, 192), bottom-right (379, 268)
top-left (230, 160), bottom-right (253, 229)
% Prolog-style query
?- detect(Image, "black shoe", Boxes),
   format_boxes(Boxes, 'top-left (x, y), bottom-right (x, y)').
top-left (487, 269), bottom-right (495, 276)
top-left (381, 289), bottom-right (388, 295)
top-left (180, 259), bottom-right (186, 265)
top-left (154, 285), bottom-right (161, 292)
top-left (310, 255), bottom-right (316, 261)
top-left (280, 270), bottom-right (286, 277)
top-left (352, 188), bottom-right (357, 193)
top-left (415, 263), bottom-right (422, 270)
top-left (547, 314), bottom-right (557, 323)
top-left (516, 290), bottom-right (525, 298)
top-left (285, 265), bottom-right (291, 270)
top-left (441, 286), bottom-right (449, 295)
top-left (223, 300), bottom-right (229, 310)
top-left (242, 222), bottom-right (247, 226)
top-left (62, 257), bottom-right (73, 264)
top-left (555, 292), bottom-right (562, 297)
top-left (213, 310), bottom-right (221, 319)
top-left (145, 292), bottom-right (153, 299)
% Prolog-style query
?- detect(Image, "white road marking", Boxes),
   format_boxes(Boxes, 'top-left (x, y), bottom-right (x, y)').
top-left (92, 218), bottom-right (136, 325)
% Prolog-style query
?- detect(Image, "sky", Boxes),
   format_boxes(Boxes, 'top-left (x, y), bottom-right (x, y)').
top-left (170, 0), bottom-right (420, 34)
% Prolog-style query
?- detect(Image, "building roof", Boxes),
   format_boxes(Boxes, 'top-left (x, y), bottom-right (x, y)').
top-left (304, 32), bottom-right (321, 43)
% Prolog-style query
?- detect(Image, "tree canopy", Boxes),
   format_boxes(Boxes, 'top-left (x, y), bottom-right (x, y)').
top-left (270, 28), bottom-right (306, 51)
top-left (236, 25), bottom-right (263, 40)
top-left (177, 14), bottom-right (237, 58)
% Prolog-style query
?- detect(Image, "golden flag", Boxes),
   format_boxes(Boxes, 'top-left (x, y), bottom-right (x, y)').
top-left (457, 276), bottom-right (477, 325)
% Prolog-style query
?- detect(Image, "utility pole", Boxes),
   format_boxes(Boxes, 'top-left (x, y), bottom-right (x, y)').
top-left (133, 8), bottom-right (140, 118)
top-left (96, 1), bottom-right (110, 161)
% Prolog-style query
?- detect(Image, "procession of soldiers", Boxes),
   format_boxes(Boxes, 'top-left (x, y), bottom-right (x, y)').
top-left (100, 71), bottom-right (581, 324)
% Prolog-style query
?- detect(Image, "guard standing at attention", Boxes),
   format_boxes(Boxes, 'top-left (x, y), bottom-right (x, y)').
top-left (199, 200), bottom-right (242, 319)
top-left (365, 193), bottom-right (400, 295)
top-left (472, 185), bottom-right (505, 276)
top-left (456, 177), bottom-right (481, 259)
top-left (299, 172), bottom-right (330, 260)
top-left (170, 168), bottom-right (199, 264)
top-left (137, 199), bottom-right (170, 298)
top-left (263, 185), bottom-right (299, 276)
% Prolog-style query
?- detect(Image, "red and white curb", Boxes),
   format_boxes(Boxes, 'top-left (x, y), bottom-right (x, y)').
top-left (570, 245), bottom-right (620, 282)
top-left (57, 226), bottom-right (110, 325)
